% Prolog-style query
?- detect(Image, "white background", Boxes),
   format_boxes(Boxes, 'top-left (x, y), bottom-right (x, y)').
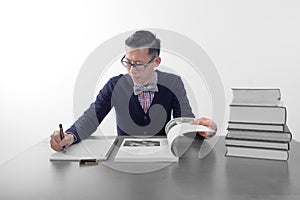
top-left (1, 0), bottom-right (299, 165)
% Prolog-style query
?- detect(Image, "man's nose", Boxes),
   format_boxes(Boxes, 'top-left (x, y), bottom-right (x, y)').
top-left (129, 65), bottom-right (137, 73)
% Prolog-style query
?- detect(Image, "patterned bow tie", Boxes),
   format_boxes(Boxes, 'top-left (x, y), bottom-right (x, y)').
top-left (133, 84), bottom-right (158, 95)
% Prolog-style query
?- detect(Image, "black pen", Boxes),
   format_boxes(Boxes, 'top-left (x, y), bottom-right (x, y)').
top-left (59, 124), bottom-right (66, 152)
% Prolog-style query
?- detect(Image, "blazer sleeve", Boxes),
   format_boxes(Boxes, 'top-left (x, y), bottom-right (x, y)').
top-left (171, 76), bottom-right (204, 140)
top-left (171, 76), bottom-right (195, 118)
top-left (65, 76), bottom-right (120, 143)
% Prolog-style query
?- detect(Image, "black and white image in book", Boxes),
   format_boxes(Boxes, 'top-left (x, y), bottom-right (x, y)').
top-left (124, 140), bottom-right (160, 147)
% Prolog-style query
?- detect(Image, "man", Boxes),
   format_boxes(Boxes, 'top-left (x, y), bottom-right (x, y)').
top-left (50, 30), bottom-right (217, 151)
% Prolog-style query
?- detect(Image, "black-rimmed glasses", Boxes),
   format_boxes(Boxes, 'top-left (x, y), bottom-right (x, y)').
top-left (121, 55), bottom-right (156, 71)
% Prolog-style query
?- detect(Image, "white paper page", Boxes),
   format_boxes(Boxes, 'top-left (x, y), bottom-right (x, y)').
top-left (167, 123), bottom-right (216, 155)
top-left (115, 138), bottom-right (178, 162)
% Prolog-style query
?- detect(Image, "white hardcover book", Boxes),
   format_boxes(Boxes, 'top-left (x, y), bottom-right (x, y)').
top-left (225, 138), bottom-right (289, 150)
top-left (226, 128), bottom-right (292, 142)
top-left (231, 88), bottom-right (281, 106)
top-left (225, 146), bottom-right (289, 161)
top-left (229, 105), bottom-right (286, 124)
top-left (228, 122), bottom-right (284, 132)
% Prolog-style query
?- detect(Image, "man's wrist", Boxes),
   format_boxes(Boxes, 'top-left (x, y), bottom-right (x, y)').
top-left (66, 132), bottom-right (77, 144)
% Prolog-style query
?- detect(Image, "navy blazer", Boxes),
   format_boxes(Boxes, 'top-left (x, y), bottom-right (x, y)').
top-left (67, 70), bottom-right (198, 143)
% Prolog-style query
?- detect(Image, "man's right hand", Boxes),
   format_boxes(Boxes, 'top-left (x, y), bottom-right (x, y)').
top-left (50, 130), bottom-right (75, 151)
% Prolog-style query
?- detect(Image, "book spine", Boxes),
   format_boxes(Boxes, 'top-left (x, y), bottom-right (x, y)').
top-left (226, 130), bottom-right (292, 142)
top-left (225, 144), bottom-right (288, 151)
top-left (226, 127), bottom-right (291, 133)
top-left (225, 136), bottom-right (291, 143)
top-left (225, 147), bottom-right (289, 161)
top-left (231, 88), bottom-right (281, 106)
top-left (225, 152), bottom-right (289, 162)
top-left (225, 136), bottom-right (290, 143)
top-left (225, 137), bottom-right (290, 150)
top-left (229, 105), bottom-right (287, 124)
top-left (227, 122), bottom-right (285, 131)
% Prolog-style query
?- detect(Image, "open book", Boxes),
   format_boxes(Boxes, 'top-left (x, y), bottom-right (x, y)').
top-left (114, 117), bottom-right (216, 162)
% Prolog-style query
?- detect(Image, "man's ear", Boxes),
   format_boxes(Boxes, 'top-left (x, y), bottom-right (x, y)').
top-left (154, 56), bottom-right (161, 67)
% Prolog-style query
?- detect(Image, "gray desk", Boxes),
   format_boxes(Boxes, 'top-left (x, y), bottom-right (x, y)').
top-left (0, 136), bottom-right (300, 200)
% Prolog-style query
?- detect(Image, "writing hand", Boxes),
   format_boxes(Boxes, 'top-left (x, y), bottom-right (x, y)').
top-left (50, 130), bottom-right (74, 151)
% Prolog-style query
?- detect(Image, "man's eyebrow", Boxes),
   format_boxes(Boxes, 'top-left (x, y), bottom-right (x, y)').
top-left (125, 57), bottom-right (144, 63)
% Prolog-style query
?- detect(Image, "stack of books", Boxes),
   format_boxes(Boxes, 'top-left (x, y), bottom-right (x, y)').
top-left (225, 88), bottom-right (292, 161)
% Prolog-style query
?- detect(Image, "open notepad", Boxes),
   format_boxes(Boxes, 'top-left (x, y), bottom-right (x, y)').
top-left (49, 137), bottom-right (118, 161)
top-left (114, 117), bottom-right (216, 162)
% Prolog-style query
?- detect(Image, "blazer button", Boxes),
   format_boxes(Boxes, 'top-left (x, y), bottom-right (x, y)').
top-left (144, 116), bottom-right (147, 120)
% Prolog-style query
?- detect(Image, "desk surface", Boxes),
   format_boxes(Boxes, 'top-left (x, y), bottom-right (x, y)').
top-left (0, 136), bottom-right (300, 200)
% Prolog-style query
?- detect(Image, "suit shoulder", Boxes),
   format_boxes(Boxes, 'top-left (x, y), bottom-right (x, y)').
top-left (104, 74), bottom-right (127, 86)
top-left (157, 70), bottom-right (182, 81)
top-left (109, 74), bottom-right (124, 82)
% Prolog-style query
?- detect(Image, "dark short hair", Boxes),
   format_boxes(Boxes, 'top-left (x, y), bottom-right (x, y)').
top-left (125, 30), bottom-right (161, 56)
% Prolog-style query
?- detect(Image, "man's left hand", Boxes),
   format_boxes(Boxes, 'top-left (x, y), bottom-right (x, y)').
top-left (190, 117), bottom-right (217, 139)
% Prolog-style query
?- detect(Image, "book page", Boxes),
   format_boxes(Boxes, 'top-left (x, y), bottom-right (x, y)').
top-left (115, 138), bottom-right (178, 162)
top-left (167, 123), bottom-right (216, 156)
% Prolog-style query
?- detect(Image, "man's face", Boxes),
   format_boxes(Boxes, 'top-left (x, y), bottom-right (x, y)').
top-left (124, 47), bottom-right (161, 84)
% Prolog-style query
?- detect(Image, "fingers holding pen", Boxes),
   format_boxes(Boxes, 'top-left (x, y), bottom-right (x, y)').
top-left (50, 130), bottom-right (75, 151)
top-left (50, 130), bottom-right (63, 151)
top-left (60, 134), bottom-right (74, 148)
